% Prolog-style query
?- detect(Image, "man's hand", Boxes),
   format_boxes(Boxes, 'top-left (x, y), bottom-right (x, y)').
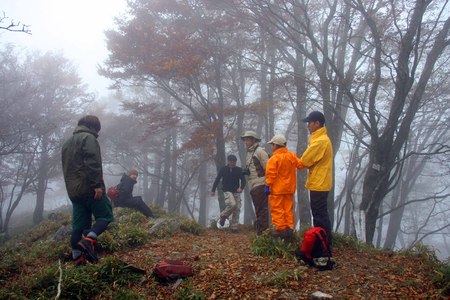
top-left (210, 192), bottom-right (215, 197)
top-left (94, 188), bottom-right (103, 200)
top-left (264, 185), bottom-right (270, 196)
top-left (237, 187), bottom-right (243, 193)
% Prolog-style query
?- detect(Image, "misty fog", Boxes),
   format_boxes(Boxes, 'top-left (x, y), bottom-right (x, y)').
top-left (1, 0), bottom-right (449, 261)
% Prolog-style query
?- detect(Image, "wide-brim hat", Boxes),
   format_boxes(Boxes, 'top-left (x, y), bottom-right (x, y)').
top-left (240, 130), bottom-right (261, 142)
top-left (268, 134), bottom-right (287, 146)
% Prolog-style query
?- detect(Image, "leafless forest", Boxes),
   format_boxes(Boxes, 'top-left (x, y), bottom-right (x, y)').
top-left (1, 0), bottom-right (449, 259)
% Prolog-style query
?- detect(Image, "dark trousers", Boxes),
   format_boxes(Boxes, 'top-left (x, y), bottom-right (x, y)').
top-left (117, 196), bottom-right (153, 218)
top-left (310, 191), bottom-right (333, 251)
top-left (250, 185), bottom-right (269, 235)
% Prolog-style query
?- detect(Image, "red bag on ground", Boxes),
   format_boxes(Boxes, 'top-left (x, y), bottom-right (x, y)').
top-left (295, 227), bottom-right (335, 271)
top-left (153, 260), bottom-right (193, 284)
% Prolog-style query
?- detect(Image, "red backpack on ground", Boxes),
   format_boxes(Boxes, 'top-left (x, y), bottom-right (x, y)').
top-left (153, 260), bottom-right (193, 284)
top-left (295, 227), bottom-right (335, 271)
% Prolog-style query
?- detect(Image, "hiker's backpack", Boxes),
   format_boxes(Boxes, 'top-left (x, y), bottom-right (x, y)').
top-left (106, 186), bottom-right (120, 204)
top-left (153, 260), bottom-right (193, 284)
top-left (295, 226), bottom-right (335, 271)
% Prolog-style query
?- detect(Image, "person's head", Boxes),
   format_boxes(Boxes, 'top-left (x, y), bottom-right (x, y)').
top-left (128, 169), bottom-right (138, 180)
top-left (227, 154), bottom-right (237, 167)
top-left (268, 134), bottom-right (287, 150)
top-left (78, 115), bottom-right (101, 133)
top-left (240, 130), bottom-right (261, 148)
top-left (302, 111), bottom-right (325, 134)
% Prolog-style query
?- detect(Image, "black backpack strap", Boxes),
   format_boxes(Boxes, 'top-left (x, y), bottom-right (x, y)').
top-left (314, 229), bottom-right (331, 259)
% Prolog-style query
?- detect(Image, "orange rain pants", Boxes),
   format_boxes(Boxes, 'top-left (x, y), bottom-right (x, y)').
top-left (269, 194), bottom-right (294, 232)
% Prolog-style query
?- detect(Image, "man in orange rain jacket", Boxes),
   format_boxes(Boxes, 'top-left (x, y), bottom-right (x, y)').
top-left (265, 134), bottom-right (303, 242)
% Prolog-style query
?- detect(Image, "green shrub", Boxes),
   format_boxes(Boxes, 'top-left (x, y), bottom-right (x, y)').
top-left (30, 240), bottom-right (71, 260)
top-left (98, 216), bottom-right (150, 251)
top-left (116, 209), bottom-right (149, 224)
top-left (149, 204), bottom-right (166, 218)
top-left (332, 231), bottom-right (372, 251)
top-left (400, 242), bottom-right (439, 264)
top-left (174, 281), bottom-right (205, 300)
top-left (25, 256), bottom-right (145, 299)
top-left (179, 219), bottom-right (205, 235)
top-left (117, 224), bottom-right (149, 247)
top-left (259, 267), bottom-right (306, 288)
top-left (21, 217), bottom-right (70, 245)
top-left (0, 247), bottom-right (26, 281)
top-left (433, 262), bottom-right (450, 296)
top-left (107, 288), bottom-right (144, 299)
top-left (29, 265), bottom-right (61, 298)
top-left (251, 233), bottom-right (295, 259)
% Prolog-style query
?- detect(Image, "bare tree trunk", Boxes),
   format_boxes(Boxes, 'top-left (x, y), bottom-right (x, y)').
top-left (33, 135), bottom-right (49, 224)
top-left (231, 52), bottom-right (255, 225)
top-left (168, 130), bottom-right (178, 213)
top-left (293, 50), bottom-right (310, 228)
top-left (213, 57), bottom-right (227, 212)
top-left (336, 124), bottom-right (366, 236)
top-left (156, 137), bottom-right (171, 208)
top-left (1, 155), bottom-right (34, 235)
top-left (376, 205), bottom-right (384, 248)
top-left (149, 159), bottom-right (161, 204)
top-left (383, 184), bottom-right (404, 249)
top-left (198, 160), bottom-right (208, 226)
top-left (142, 153), bottom-right (150, 204)
top-left (358, 1), bottom-right (450, 245)
top-left (266, 40), bottom-right (276, 140)
top-left (383, 152), bottom-right (429, 249)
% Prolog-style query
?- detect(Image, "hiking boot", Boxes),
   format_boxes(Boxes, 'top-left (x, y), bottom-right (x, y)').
top-left (78, 237), bottom-right (98, 264)
top-left (270, 230), bottom-right (282, 239)
top-left (219, 216), bottom-right (227, 227)
top-left (73, 254), bottom-right (86, 266)
top-left (281, 228), bottom-right (295, 244)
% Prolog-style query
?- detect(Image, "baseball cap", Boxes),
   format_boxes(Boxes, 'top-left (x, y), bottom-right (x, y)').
top-left (302, 111), bottom-right (325, 124)
top-left (268, 134), bottom-right (287, 146)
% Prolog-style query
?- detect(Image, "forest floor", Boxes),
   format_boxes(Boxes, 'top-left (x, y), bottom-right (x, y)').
top-left (0, 212), bottom-right (447, 299)
top-left (118, 226), bottom-right (443, 299)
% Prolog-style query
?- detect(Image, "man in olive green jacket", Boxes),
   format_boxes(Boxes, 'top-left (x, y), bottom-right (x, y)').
top-left (62, 115), bottom-right (114, 265)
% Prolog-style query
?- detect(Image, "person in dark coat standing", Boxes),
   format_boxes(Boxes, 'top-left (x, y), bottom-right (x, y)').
top-left (115, 169), bottom-right (154, 218)
top-left (211, 155), bottom-right (246, 230)
top-left (61, 115), bottom-right (114, 265)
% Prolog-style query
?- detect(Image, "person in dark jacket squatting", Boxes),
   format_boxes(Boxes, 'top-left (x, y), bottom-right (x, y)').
top-left (115, 169), bottom-right (154, 218)
top-left (211, 155), bottom-right (246, 230)
top-left (62, 115), bottom-right (114, 266)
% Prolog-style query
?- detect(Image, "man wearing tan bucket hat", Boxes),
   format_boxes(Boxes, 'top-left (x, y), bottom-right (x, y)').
top-left (240, 130), bottom-right (270, 235)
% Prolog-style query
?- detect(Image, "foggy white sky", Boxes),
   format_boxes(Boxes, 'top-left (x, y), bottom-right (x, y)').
top-left (1, 0), bottom-right (127, 97)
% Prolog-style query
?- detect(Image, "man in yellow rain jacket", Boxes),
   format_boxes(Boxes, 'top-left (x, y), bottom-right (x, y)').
top-left (299, 111), bottom-right (333, 247)
top-left (265, 134), bottom-right (303, 242)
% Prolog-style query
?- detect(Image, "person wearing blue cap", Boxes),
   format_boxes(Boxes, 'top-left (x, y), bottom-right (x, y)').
top-left (298, 111), bottom-right (334, 248)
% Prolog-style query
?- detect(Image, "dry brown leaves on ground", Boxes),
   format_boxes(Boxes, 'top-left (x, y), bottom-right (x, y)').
top-left (115, 227), bottom-right (441, 299)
